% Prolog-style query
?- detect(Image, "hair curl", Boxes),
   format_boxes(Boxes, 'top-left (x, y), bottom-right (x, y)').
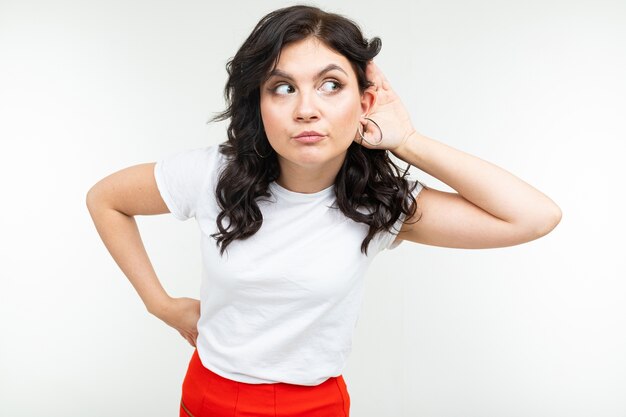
top-left (210, 5), bottom-right (421, 256)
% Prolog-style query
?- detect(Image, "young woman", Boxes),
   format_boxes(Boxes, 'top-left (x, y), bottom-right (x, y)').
top-left (86, 5), bottom-right (561, 417)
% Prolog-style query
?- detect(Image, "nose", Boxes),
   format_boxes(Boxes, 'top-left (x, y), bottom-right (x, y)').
top-left (294, 91), bottom-right (320, 122)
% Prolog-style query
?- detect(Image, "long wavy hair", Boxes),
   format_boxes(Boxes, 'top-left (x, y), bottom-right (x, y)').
top-left (211, 5), bottom-right (421, 255)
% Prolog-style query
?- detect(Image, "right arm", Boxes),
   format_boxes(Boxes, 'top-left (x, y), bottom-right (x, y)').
top-left (85, 163), bottom-right (200, 347)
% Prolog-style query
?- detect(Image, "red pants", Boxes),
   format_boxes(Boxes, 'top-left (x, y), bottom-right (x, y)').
top-left (180, 349), bottom-right (350, 417)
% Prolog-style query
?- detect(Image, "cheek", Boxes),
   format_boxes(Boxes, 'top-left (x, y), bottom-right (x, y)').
top-left (328, 95), bottom-right (361, 135)
top-left (260, 103), bottom-right (280, 136)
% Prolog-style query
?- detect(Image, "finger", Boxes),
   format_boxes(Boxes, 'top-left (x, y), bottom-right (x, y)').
top-left (381, 74), bottom-right (391, 91)
top-left (365, 61), bottom-right (382, 90)
top-left (377, 66), bottom-right (392, 91)
top-left (369, 61), bottom-right (391, 91)
top-left (365, 60), bottom-right (376, 81)
top-left (367, 60), bottom-right (382, 78)
top-left (180, 330), bottom-right (194, 345)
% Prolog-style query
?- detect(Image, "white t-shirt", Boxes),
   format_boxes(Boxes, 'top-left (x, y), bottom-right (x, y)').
top-left (154, 144), bottom-right (424, 385)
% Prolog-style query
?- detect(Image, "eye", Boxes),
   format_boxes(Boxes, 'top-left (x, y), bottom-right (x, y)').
top-left (273, 83), bottom-right (295, 95)
top-left (319, 80), bottom-right (342, 93)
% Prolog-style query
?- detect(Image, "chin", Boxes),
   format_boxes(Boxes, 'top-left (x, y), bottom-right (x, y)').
top-left (280, 148), bottom-right (345, 168)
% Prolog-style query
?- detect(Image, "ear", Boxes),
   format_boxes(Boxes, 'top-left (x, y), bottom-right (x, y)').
top-left (359, 87), bottom-right (377, 118)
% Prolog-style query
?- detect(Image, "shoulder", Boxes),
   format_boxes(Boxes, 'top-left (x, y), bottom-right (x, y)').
top-left (174, 143), bottom-right (223, 162)
top-left (158, 143), bottom-right (228, 173)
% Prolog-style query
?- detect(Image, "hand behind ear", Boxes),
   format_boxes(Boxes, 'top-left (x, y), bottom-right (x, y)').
top-left (355, 61), bottom-right (416, 151)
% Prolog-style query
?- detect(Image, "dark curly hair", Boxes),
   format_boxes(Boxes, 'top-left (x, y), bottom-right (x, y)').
top-left (210, 5), bottom-right (421, 256)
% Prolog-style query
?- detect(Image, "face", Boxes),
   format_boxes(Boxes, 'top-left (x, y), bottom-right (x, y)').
top-left (260, 37), bottom-right (373, 174)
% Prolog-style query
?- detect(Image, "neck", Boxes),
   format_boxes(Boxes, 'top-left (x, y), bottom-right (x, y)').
top-left (275, 154), bottom-right (345, 193)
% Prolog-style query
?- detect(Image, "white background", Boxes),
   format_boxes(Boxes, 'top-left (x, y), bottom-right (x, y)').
top-left (1, 0), bottom-right (624, 416)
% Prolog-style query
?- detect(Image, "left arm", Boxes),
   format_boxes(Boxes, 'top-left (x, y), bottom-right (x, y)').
top-left (391, 132), bottom-right (561, 248)
top-left (359, 61), bottom-right (561, 248)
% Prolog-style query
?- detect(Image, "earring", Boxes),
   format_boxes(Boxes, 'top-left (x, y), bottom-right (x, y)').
top-left (357, 117), bottom-right (383, 146)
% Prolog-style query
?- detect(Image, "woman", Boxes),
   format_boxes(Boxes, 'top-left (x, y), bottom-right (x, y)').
top-left (86, 5), bottom-right (561, 417)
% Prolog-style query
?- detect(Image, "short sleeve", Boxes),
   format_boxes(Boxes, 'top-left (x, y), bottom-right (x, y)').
top-left (153, 146), bottom-right (217, 221)
top-left (375, 180), bottom-right (426, 251)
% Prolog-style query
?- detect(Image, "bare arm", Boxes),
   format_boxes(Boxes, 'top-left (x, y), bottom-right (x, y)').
top-left (393, 133), bottom-right (562, 248)
top-left (86, 162), bottom-right (171, 312)
top-left (360, 61), bottom-right (561, 248)
top-left (86, 162), bottom-right (199, 346)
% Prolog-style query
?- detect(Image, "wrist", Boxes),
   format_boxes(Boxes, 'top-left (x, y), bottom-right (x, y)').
top-left (391, 131), bottom-right (422, 162)
top-left (146, 294), bottom-right (174, 319)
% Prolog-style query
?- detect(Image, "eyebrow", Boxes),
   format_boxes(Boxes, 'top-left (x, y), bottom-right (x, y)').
top-left (266, 63), bottom-right (349, 81)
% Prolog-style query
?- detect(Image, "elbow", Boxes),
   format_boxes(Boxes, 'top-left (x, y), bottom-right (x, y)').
top-left (85, 186), bottom-right (99, 212)
top-left (85, 187), bottom-right (95, 211)
top-left (512, 202), bottom-right (562, 244)
top-left (86, 184), bottom-right (107, 214)
top-left (533, 203), bottom-right (562, 239)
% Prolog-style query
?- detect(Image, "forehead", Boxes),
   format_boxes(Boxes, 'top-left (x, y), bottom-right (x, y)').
top-left (272, 37), bottom-right (356, 78)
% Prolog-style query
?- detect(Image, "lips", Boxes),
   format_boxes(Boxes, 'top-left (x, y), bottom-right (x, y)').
top-left (293, 131), bottom-right (326, 143)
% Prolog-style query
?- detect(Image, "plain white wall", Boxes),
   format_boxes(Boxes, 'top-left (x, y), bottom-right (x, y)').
top-left (1, 0), bottom-right (624, 416)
